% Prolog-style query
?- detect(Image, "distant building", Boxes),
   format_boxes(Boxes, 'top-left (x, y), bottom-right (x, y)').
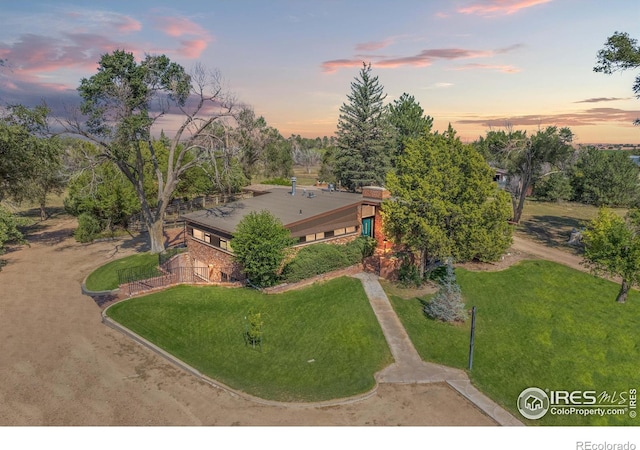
top-left (181, 184), bottom-right (389, 282)
top-left (493, 168), bottom-right (508, 189)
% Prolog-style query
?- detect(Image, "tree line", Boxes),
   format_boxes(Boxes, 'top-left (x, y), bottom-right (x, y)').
top-left (1, 29), bottom-right (639, 303)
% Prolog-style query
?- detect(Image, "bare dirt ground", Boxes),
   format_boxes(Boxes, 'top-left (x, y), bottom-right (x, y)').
top-left (456, 236), bottom-right (585, 273)
top-left (0, 214), bottom-right (495, 426)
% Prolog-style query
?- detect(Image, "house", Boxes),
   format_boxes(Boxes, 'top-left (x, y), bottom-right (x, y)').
top-left (493, 168), bottom-right (508, 189)
top-left (181, 182), bottom-right (389, 282)
top-left (525, 395), bottom-right (543, 412)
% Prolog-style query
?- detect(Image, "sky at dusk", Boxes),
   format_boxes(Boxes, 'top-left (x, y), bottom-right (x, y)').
top-left (0, 0), bottom-right (639, 144)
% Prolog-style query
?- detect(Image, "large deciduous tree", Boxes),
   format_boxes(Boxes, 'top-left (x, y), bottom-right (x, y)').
top-left (382, 126), bottom-right (513, 278)
top-left (334, 63), bottom-right (393, 191)
top-left (0, 104), bottom-right (66, 221)
top-left (594, 32), bottom-right (640, 125)
top-left (478, 126), bottom-right (574, 223)
top-left (70, 50), bottom-right (234, 253)
top-left (231, 210), bottom-right (295, 287)
top-left (582, 208), bottom-right (640, 303)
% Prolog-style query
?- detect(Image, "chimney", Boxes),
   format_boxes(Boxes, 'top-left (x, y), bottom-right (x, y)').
top-left (291, 177), bottom-right (297, 196)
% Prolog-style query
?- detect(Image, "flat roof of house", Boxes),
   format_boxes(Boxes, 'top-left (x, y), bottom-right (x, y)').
top-left (182, 186), bottom-right (368, 235)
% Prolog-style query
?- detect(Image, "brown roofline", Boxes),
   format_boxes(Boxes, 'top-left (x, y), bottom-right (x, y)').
top-left (284, 200), bottom-right (361, 229)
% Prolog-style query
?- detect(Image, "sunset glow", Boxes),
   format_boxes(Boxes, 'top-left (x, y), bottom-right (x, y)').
top-left (0, 0), bottom-right (638, 144)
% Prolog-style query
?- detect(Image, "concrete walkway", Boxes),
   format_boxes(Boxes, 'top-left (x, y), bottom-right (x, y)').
top-left (353, 272), bottom-right (523, 426)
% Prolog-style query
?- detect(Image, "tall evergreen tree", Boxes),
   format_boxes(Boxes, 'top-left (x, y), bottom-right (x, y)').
top-left (334, 63), bottom-right (392, 191)
top-left (388, 93), bottom-right (433, 165)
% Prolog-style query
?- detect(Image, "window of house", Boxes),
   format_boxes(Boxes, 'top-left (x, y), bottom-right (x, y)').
top-left (220, 239), bottom-right (229, 250)
top-left (221, 272), bottom-right (229, 282)
top-left (346, 226), bottom-right (356, 234)
top-left (204, 232), bottom-right (211, 244)
top-left (193, 228), bottom-right (204, 240)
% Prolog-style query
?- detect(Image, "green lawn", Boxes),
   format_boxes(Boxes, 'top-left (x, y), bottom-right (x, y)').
top-left (85, 252), bottom-right (159, 291)
top-left (106, 277), bottom-right (393, 402)
top-left (387, 260), bottom-right (640, 426)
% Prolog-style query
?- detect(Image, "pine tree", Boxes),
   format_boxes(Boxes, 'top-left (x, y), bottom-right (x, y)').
top-left (424, 259), bottom-right (468, 323)
top-left (334, 63), bottom-right (392, 191)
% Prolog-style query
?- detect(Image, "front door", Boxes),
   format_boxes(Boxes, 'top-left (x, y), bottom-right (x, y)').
top-left (361, 217), bottom-right (374, 238)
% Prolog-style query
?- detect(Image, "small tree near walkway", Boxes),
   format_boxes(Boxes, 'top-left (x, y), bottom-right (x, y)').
top-left (582, 208), bottom-right (640, 303)
top-left (424, 259), bottom-right (468, 323)
top-left (231, 210), bottom-right (295, 287)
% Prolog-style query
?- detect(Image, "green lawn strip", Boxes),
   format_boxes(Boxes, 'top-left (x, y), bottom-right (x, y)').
top-left (387, 260), bottom-right (640, 426)
top-left (106, 277), bottom-right (393, 402)
top-left (85, 252), bottom-right (160, 291)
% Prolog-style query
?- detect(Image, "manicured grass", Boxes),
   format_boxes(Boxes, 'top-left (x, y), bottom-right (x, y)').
top-left (387, 260), bottom-right (640, 425)
top-left (85, 252), bottom-right (159, 291)
top-left (106, 277), bottom-right (393, 402)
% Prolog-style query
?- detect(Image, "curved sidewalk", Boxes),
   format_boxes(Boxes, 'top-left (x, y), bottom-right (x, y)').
top-left (352, 272), bottom-right (523, 426)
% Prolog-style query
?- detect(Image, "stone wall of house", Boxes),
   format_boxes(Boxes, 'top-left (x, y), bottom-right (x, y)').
top-left (186, 237), bottom-right (245, 282)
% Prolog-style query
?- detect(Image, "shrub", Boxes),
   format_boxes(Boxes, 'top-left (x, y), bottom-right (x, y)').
top-left (424, 260), bottom-right (468, 323)
top-left (281, 237), bottom-right (375, 283)
top-left (533, 173), bottom-right (573, 202)
top-left (74, 212), bottom-right (104, 243)
top-left (232, 210), bottom-right (295, 287)
top-left (282, 244), bottom-right (350, 283)
top-left (345, 236), bottom-right (377, 262)
top-left (261, 177), bottom-right (291, 186)
top-left (398, 254), bottom-right (422, 287)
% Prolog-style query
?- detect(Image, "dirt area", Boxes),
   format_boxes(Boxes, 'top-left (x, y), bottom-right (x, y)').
top-left (0, 214), bottom-right (495, 426)
top-left (456, 235), bottom-right (586, 273)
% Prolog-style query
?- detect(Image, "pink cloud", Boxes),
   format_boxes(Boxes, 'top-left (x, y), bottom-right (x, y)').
top-left (0, 32), bottom-right (141, 92)
top-left (355, 39), bottom-right (394, 52)
top-left (155, 16), bottom-right (213, 39)
top-left (456, 108), bottom-right (640, 127)
top-left (322, 47), bottom-right (497, 73)
top-left (113, 16), bottom-right (142, 33)
top-left (574, 97), bottom-right (628, 103)
top-left (177, 39), bottom-right (209, 59)
top-left (453, 63), bottom-right (521, 73)
top-left (458, 0), bottom-right (552, 16)
top-left (153, 16), bottom-right (214, 59)
top-left (322, 59), bottom-right (369, 73)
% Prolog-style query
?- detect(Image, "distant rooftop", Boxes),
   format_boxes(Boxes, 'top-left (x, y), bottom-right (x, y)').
top-left (182, 186), bottom-right (367, 235)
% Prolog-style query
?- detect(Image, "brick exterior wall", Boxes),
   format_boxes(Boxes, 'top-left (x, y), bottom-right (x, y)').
top-left (362, 186), bottom-right (391, 200)
top-left (186, 237), bottom-right (245, 282)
